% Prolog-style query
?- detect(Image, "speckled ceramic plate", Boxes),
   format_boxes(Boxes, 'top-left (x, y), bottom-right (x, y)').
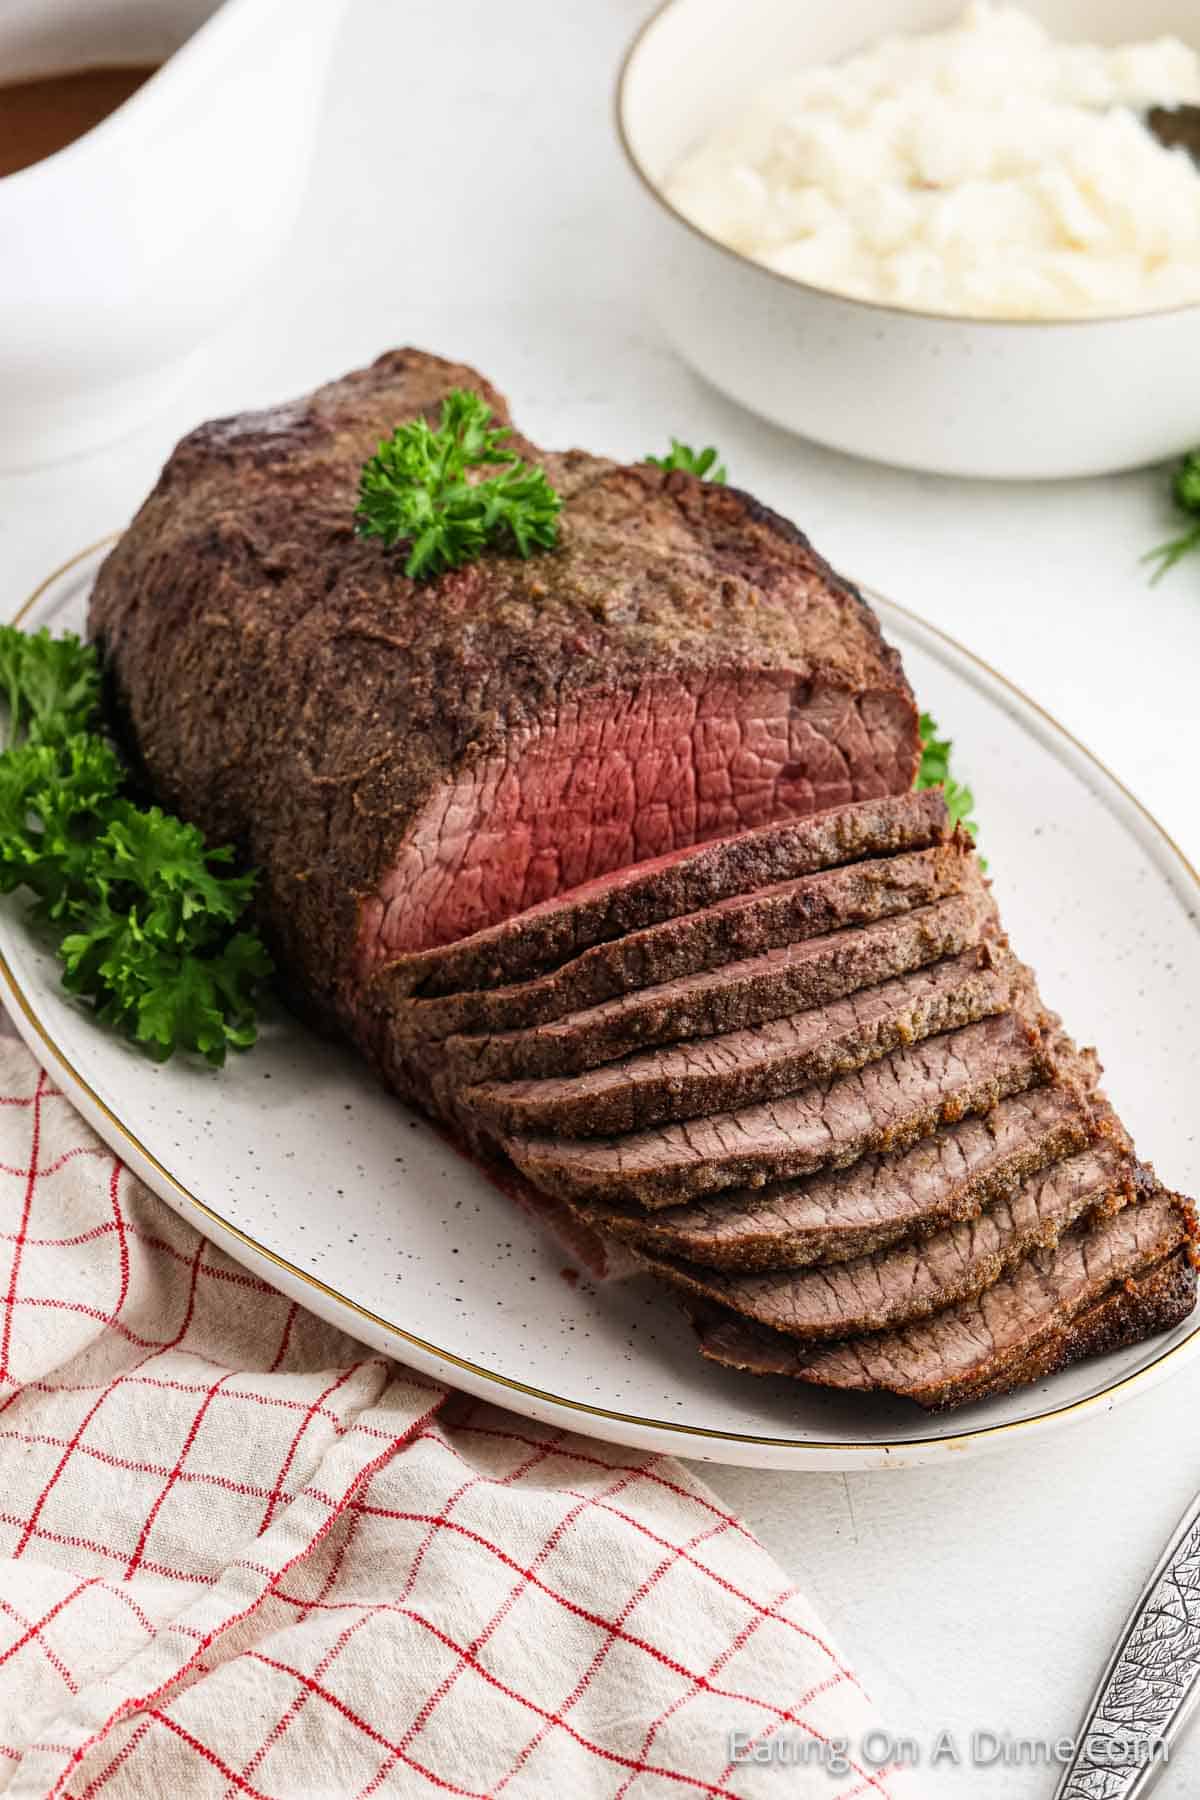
top-left (2, 540), bottom-right (1198, 1471)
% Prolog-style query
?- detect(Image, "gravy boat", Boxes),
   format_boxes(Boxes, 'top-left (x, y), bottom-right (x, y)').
top-left (0, 0), bottom-right (348, 470)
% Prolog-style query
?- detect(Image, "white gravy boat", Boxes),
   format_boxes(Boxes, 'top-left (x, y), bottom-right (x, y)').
top-left (0, 0), bottom-right (348, 470)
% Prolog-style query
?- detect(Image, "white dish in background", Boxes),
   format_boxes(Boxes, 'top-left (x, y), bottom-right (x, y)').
top-left (616, 0), bottom-right (1200, 480)
top-left (3, 541), bottom-right (1198, 1473)
top-left (0, 0), bottom-right (347, 471)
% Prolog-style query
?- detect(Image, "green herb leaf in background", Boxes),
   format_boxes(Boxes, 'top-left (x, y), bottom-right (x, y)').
top-left (355, 389), bottom-right (562, 581)
top-left (1143, 450), bottom-right (1200, 583)
top-left (0, 624), bottom-right (271, 1065)
top-left (917, 711), bottom-right (983, 861)
top-left (646, 439), bottom-right (727, 483)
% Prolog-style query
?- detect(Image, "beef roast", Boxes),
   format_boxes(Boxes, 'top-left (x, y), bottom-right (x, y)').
top-left (648, 1143), bottom-right (1131, 1340)
top-left (506, 1006), bottom-right (1050, 1209)
top-left (85, 347), bottom-right (1196, 1414)
top-left (88, 349), bottom-right (919, 1076)
top-left (398, 838), bottom-right (969, 1041)
top-left (462, 945), bottom-right (1015, 1138)
top-left (578, 1084), bottom-right (1098, 1269)
top-left (695, 1186), bottom-right (1193, 1408)
top-left (445, 888), bottom-right (989, 1086)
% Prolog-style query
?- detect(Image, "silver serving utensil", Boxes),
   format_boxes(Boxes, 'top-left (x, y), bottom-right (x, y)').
top-left (1145, 104), bottom-right (1200, 165)
top-left (1054, 1488), bottom-right (1200, 1799)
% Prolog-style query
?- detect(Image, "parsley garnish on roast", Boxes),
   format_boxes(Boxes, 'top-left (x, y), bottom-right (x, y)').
top-left (355, 388), bottom-right (562, 580)
top-left (645, 439), bottom-right (727, 483)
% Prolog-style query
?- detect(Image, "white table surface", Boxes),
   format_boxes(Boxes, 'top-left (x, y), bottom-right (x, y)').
top-left (3, 3), bottom-right (1200, 1793)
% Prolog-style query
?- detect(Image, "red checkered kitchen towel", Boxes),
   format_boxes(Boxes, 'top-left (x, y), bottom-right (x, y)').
top-left (0, 1036), bottom-right (912, 1799)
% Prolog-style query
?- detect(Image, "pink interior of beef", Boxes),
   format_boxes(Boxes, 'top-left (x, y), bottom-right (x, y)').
top-left (357, 672), bottom-right (914, 964)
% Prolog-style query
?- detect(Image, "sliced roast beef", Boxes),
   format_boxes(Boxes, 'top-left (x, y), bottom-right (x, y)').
top-left (369, 790), bottom-right (945, 1007)
top-left (89, 348), bottom-right (920, 1075)
top-left (506, 1006), bottom-right (1050, 1210)
top-left (79, 347), bottom-right (1199, 1414)
top-left (953, 1248), bottom-right (1197, 1409)
top-left (580, 1083), bottom-right (1100, 1270)
top-left (462, 944), bottom-right (1015, 1138)
top-left (445, 887), bottom-right (988, 1087)
top-left (398, 839), bottom-right (970, 1042)
top-left (695, 1187), bottom-right (1194, 1408)
top-left (648, 1142), bottom-right (1131, 1340)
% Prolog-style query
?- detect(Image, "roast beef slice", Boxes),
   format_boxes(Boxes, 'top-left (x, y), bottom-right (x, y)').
top-left (505, 1006), bottom-right (1050, 1210)
top-left (462, 944), bottom-right (1015, 1138)
top-left (397, 838), bottom-right (970, 1041)
top-left (648, 1142), bottom-right (1131, 1340)
top-left (369, 790), bottom-right (944, 1006)
top-left (578, 1084), bottom-right (1099, 1270)
top-left (695, 1189), bottom-right (1194, 1408)
top-left (446, 886), bottom-right (989, 1086)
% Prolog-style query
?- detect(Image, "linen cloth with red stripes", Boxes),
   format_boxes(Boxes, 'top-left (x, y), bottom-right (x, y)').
top-left (0, 1036), bottom-right (911, 1798)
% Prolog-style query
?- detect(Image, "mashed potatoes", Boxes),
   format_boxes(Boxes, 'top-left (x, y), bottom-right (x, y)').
top-left (666, 3), bottom-right (1200, 319)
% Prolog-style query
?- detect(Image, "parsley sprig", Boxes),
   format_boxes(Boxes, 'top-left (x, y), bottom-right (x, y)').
top-left (917, 711), bottom-right (982, 858)
top-left (0, 627), bottom-right (270, 1065)
top-left (646, 440), bottom-right (727, 483)
top-left (356, 390), bottom-right (562, 581)
top-left (1143, 450), bottom-right (1200, 583)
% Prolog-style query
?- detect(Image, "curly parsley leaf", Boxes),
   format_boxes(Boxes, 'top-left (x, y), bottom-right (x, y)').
top-left (0, 628), bottom-right (271, 1065)
top-left (646, 439), bottom-right (727, 483)
top-left (1143, 450), bottom-right (1200, 583)
top-left (86, 808), bottom-right (258, 942)
top-left (60, 915), bottom-right (269, 1064)
top-left (917, 712), bottom-right (983, 861)
top-left (355, 388), bottom-right (562, 581)
top-left (125, 937), bottom-right (267, 1063)
top-left (0, 735), bottom-right (125, 917)
top-left (0, 626), bottom-right (102, 745)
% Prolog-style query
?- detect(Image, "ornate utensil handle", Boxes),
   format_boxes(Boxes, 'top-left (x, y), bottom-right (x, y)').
top-left (1055, 1489), bottom-right (1200, 1800)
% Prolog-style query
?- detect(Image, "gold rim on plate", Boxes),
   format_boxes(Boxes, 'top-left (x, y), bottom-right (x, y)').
top-left (4, 538), bottom-right (1199, 1458)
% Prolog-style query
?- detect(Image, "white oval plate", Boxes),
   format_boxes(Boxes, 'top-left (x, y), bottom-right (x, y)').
top-left (3, 541), bottom-right (1198, 1471)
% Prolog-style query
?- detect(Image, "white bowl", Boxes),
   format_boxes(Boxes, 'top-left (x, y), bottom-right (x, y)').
top-left (617, 0), bottom-right (1200, 480)
top-left (0, 0), bottom-right (348, 472)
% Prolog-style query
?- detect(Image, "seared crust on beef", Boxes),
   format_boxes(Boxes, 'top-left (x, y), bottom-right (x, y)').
top-left (948, 1247), bottom-right (1196, 1411)
top-left (89, 349), bottom-right (919, 1056)
top-left (693, 1248), bottom-right (1198, 1411)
